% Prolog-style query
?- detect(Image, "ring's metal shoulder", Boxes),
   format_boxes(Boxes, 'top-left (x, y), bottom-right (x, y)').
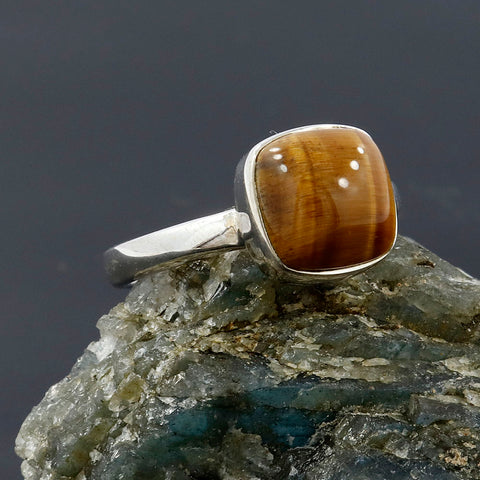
top-left (104, 209), bottom-right (249, 287)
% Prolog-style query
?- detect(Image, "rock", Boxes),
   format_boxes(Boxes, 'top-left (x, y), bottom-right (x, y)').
top-left (15, 236), bottom-right (480, 480)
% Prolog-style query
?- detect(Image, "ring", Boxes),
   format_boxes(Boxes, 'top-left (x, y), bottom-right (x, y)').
top-left (104, 124), bottom-right (397, 287)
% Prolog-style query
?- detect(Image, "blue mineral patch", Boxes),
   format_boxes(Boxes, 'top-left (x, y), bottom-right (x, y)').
top-left (236, 406), bottom-right (330, 448)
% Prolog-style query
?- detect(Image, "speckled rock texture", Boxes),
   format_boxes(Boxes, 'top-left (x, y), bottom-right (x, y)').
top-left (16, 236), bottom-right (480, 480)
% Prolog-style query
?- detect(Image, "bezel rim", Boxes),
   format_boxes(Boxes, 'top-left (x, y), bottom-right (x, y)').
top-left (235, 124), bottom-right (398, 283)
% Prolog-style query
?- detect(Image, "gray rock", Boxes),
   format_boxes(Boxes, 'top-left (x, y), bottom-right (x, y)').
top-left (15, 236), bottom-right (480, 479)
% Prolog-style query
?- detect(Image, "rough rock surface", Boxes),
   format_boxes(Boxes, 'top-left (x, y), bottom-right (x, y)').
top-left (16, 236), bottom-right (480, 480)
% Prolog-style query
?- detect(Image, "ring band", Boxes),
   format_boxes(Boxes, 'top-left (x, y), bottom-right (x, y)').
top-left (105, 124), bottom-right (397, 287)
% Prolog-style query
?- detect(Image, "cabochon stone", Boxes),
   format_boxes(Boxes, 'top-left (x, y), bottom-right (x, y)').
top-left (255, 126), bottom-right (397, 271)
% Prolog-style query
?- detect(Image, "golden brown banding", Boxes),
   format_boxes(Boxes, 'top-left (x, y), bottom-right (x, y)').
top-left (254, 127), bottom-right (396, 271)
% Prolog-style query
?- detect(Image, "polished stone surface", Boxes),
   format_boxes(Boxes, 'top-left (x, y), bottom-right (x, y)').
top-left (255, 126), bottom-right (397, 271)
top-left (16, 236), bottom-right (480, 479)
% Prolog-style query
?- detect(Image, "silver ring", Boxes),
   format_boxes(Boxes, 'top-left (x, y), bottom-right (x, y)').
top-left (105, 124), bottom-right (398, 287)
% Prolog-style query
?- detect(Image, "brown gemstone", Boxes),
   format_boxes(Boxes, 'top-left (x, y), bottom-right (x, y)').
top-left (254, 126), bottom-right (397, 271)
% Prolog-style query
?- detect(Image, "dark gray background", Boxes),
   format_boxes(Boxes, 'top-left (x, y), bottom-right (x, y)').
top-left (2, 1), bottom-right (479, 477)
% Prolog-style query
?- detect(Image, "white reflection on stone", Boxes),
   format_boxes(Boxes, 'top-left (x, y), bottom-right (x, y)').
top-left (350, 160), bottom-right (360, 171)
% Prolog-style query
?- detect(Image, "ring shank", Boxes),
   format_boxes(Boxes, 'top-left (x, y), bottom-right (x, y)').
top-left (104, 209), bottom-right (250, 287)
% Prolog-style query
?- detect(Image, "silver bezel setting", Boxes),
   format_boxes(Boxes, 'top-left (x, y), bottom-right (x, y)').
top-left (235, 124), bottom-right (398, 283)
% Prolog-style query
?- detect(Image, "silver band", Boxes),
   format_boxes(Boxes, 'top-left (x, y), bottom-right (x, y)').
top-left (104, 209), bottom-right (251, 287)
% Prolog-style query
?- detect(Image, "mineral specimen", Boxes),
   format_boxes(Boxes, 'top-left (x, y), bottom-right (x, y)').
top-left (16, 236), bottom-right (480, 479)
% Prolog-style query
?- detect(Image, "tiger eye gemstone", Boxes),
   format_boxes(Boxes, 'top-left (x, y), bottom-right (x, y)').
top-left (254, 127), bottom-right (396, 271)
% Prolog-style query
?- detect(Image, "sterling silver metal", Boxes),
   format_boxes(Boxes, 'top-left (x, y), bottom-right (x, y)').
top-left (105, 124), bottom-right (397, 287)
top-left (104, 209), bottom-right (251, 287)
